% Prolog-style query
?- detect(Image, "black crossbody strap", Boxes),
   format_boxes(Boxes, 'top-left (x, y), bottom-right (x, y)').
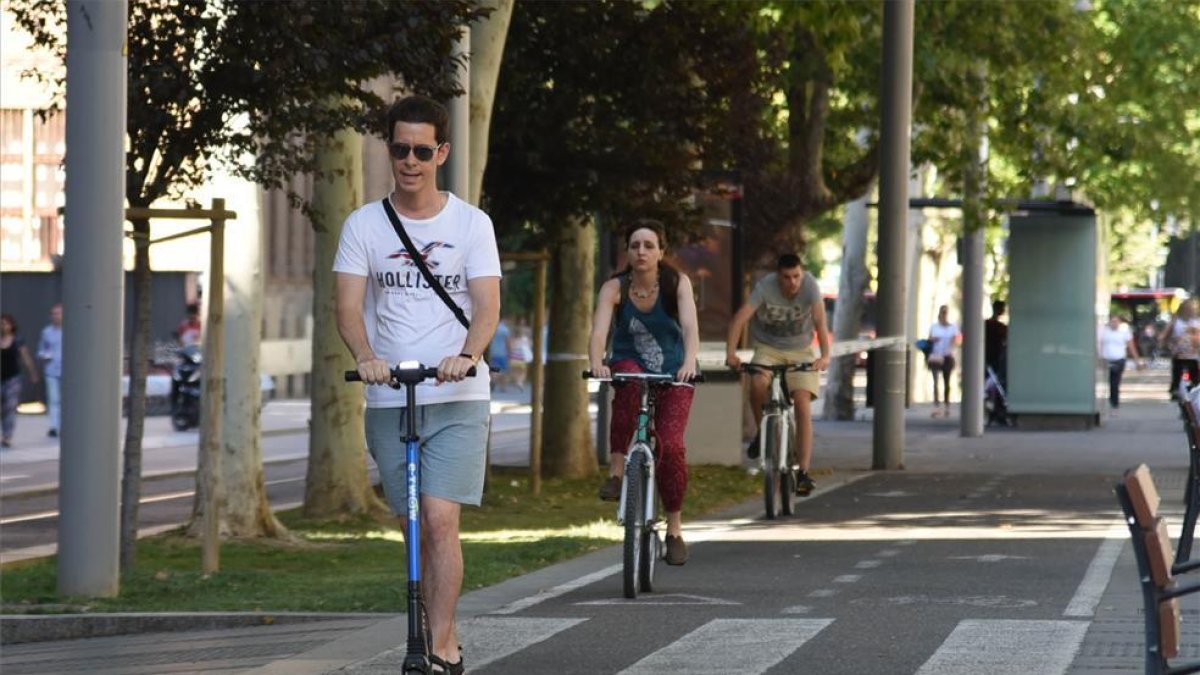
top-left (380, 198), bottom-right (470, 329)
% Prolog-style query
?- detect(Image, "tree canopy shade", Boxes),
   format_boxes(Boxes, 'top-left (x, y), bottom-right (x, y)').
top-left (10, 0), bottom-right (486, 209)
top-left (7, 0), bottom-right (486, 567)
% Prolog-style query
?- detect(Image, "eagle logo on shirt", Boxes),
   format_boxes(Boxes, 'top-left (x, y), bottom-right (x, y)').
top-left (386, 242), bottom-right (455, 269)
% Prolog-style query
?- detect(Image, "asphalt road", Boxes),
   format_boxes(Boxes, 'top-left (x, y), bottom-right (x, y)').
top-left (340, 469), bottom-right (1124, 675)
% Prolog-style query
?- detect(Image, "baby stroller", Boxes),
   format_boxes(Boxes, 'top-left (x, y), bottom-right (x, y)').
top-left (985, 365), bottom-right (1013, 427)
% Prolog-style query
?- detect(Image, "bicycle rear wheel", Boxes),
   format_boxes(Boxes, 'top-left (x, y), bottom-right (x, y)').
top-left (622, 456), bottom-right (645, 599)
top-left (763, 416), bottom-right (781, 519)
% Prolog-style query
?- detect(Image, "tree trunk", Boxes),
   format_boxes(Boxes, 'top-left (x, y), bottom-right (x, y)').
top-left (467, 0), bottom-right (514, 206)
top-left (824, 193), bottom-right (871, 421)
top-left (119, 219), bottom-right (151, 574)
top-left (220, 186), bottom-right (286, 538)
top-left (541, 217), bottom-right (596, 478)
top-left (304, 127), bottom-right (388, 518)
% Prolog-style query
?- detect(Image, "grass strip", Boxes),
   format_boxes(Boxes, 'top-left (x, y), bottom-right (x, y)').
top-left (1, 465), bottom-right (760, 613)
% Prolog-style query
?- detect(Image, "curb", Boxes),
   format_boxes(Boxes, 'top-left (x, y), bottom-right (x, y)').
top-left (0, 611), bottom-right (393, 645)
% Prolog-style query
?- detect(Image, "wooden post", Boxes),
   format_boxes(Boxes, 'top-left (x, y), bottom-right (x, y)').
top-left (530, 254), bottom-right (547, 495)
top-left (199, 198), bottom-right (226, 574)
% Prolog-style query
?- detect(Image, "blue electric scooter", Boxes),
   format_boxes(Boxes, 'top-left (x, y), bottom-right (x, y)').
top-left (346, 361), bottom-right (475, 674)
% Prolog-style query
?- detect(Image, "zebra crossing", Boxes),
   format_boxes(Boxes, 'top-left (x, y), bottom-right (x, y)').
top-left (341, 615), bottom-right (1095, 674)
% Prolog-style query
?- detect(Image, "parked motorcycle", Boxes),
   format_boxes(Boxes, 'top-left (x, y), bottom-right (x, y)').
top-left (170, 345), bottom-right (202, 431)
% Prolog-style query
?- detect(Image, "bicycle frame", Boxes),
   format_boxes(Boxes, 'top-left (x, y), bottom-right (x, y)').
top-left (742, 362), bottom-right (811, 518)
top-left (619, 381), bottom-right (658, 528)
top-left (584, 369), bottom-right (690, 598)
top-left (758, 374), bottom-right (795, 474)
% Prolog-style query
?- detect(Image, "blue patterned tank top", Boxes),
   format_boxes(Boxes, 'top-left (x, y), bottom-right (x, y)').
top-left (611, 288), bottom-right (683, 375)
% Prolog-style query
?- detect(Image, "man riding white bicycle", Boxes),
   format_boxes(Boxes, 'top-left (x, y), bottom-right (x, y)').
top-left (725, 254), bottom-right (830, 496)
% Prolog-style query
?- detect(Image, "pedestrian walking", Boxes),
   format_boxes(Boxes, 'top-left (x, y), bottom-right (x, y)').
top-left (1159, 299), bottom-right (1200, 399)
top-left (927, 305), bottom-right (961, 418)
top-left (37, 303), bottom-right (63, 437)
top-left (1, 314), bottom-right (40, 448)
top-left (1099, 314), bottom-right (1142, 414)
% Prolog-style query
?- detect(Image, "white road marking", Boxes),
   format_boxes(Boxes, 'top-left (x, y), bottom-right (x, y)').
top-left (950, 554), bottom-right (1031, 563)
top-left (809, 589), bottom-right (836, 598)
top-left (576, 593), bottom-right (739, 607)
top-left (865, 490), bottom-right (917, 498)
top-left (915, 619), bottom-right (1088, 675)
top-left (833, 574), bottom-right (861, 583)
top-left (877, 549), bottom-right (901, 557)
top-left (855, 559), bottom-right (882, 569)
top-left (1064, 520), bottom-right (1127, 617)
top-left (617, 619), bottom-right (833, 675)
top-left (461, 617), bottom-right (588, 670)
top-left (490, 564), bottom-right (620, 615)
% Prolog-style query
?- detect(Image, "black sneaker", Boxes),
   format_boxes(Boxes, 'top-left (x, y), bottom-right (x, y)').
top-left (795, 472), bottom-right (815, 497)
top-left (747, 433), bottom-right (761, 460)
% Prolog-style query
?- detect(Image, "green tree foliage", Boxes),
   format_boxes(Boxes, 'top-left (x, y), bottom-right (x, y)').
top-left (1033, 0), bottom-right (1200, 224)
top-left (485, 0), bottom-right (721, 242)
top-left (8, 0), bottom-right (484, 563)
top-left (10, 0), bottom-right (484, 209)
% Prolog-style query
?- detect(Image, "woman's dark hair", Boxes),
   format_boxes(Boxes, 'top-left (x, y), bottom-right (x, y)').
top-left (1, 313), bottom-right (16, 332)
top-left (613, 219), bottom-right (682, 317)
top-left (386, 95), bottom-right (450, 144)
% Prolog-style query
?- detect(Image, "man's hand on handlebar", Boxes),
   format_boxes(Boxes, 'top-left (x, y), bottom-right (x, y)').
top-left (813, 354), bottom-right (830, 371)
top-left (437, 354), bottom-right (476, 383)
top-left (356, 356), bottom-right (391, 385)
top-left (725, 352), bottom-right (742, 369)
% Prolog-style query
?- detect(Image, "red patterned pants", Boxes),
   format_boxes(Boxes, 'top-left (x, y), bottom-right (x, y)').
top-left (608, 359), bottom-right (695, 513)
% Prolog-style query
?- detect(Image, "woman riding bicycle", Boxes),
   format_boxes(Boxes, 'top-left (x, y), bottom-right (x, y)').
top-left (588, 220), bottom-right (700, 566)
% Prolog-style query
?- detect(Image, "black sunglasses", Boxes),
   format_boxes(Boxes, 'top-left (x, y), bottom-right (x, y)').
top-left (388, 142), bottom-right (443, 162)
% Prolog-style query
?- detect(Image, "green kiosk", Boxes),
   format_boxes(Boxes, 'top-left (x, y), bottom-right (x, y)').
top-left (1007, 202), bottom-right (1100, 429)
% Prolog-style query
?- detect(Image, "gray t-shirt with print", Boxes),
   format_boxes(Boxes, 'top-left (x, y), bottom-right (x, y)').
top-left (748, 271), bottom-right (821, 351)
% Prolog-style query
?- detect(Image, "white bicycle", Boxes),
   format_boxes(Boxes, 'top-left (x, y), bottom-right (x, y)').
top-left (740, 362), bottom-right (813, 519)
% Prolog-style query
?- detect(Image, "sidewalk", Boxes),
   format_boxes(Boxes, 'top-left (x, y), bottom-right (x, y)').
top-left (0, 388), bottom-right (536, 497)
top-left (1, 368), bottom-right (1193, 673)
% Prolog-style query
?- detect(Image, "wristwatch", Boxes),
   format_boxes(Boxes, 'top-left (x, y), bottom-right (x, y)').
top-left (459, 352), bottom-right (481, 365)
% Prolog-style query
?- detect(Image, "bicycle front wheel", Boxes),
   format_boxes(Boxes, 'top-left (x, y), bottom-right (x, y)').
top-left (763, 416), bottom-right (781, 519)
top-left (622, 455), bottom-right (645, 599)
top-left (780, 413), bottom-right (796, 516)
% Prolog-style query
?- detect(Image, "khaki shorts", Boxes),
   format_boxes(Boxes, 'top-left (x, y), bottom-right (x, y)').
top-left (751, 344), bottom-right (820, 400)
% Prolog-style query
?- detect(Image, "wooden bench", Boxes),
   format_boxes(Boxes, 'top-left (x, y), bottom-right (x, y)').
top-left (1116, 464), bottom-right (1200, 674)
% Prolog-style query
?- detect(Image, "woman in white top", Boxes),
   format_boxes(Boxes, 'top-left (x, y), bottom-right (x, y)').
top-left (1098, 315), bottom-right (1141, 413)
top-left (927, 305), bottom-right (961, 418)
top-left (1159, 299), bottom-right (1200, 399)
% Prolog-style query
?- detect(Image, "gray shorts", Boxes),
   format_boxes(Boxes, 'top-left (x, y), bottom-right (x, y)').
top-left (365, 401), bottom-right (490, 514)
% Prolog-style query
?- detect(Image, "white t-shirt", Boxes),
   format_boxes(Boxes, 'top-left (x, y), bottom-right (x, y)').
top-left (333, 193), bottom-right (502, 407)
top-left (928, 322), bottom-right (959, 357)
top-left (1098, 323), bottom-right (1133, 361)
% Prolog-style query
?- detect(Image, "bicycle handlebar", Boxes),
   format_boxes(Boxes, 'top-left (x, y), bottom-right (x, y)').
top-left (581, 370), bottom-right (705, 384)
